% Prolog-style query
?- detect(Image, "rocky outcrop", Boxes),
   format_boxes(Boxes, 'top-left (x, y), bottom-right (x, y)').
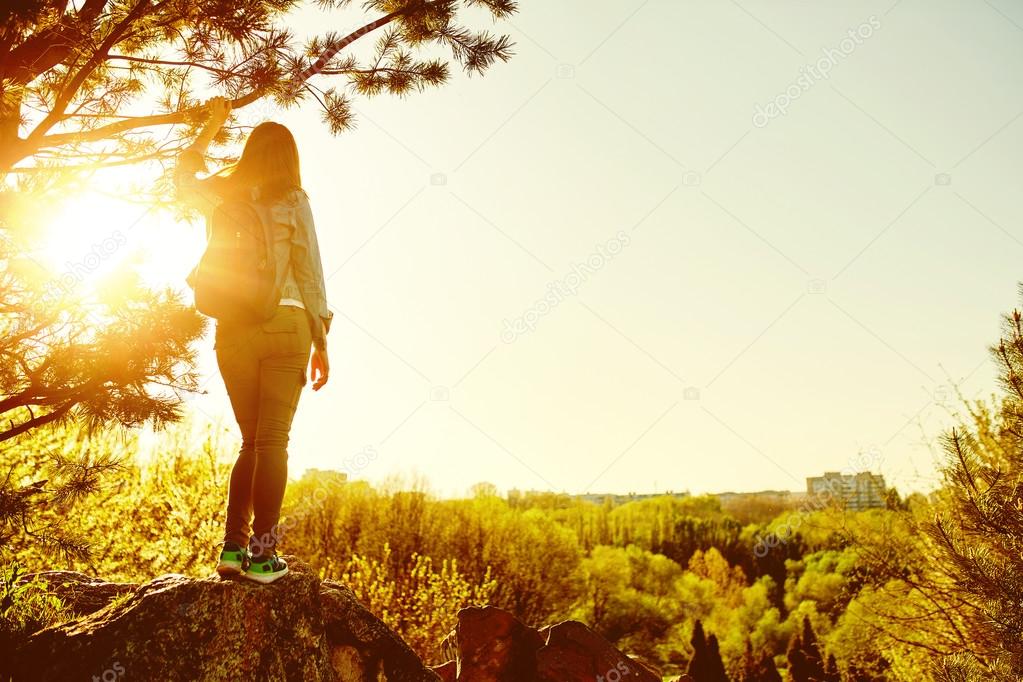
top-left (18, 569), bottom-right (136, 617)
top-left (440, 606), bottom-right (545, 680)
top-left (7, 561), bottom-right (664, 682)
top-left (437, 606), bottom-right (661, 682)
top-left (538, 620), bottom-right (662, 681)
top-left (7, 556), bottom-right (439, 682)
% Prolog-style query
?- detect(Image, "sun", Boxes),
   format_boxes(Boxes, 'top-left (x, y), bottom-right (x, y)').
top-left (36, 191), bottom-right (140, 283)
top-left (34, 184), bottom-right (206, 300)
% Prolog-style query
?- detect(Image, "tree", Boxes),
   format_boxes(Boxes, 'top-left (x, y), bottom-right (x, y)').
top-left (786, 633), bottom-right (807, 682)
top-left (737, 639), bottom-right (782, 682)
top-left (798, 616), bottom-right (825, 680)
top-left (688, 620), bottom-right (729, 682)
top-left (0, 422), bottom-right (131, 561)
top-left (785, 617), bottom-right (841, 682)
top-left (0, 223), bottom-right (206, 554)
top-left (0, 250), bottom-right (205, 443)
top-left (688, 620), bottom-right (710, 680)
top-left (705, 634), bottom-right (730, 682)
top-left (823, 653), bottom-right (839, 682)
top-left (0, 0), bottom-right (517, 181)
top-left (926, 297), bottom-right (1023, 679)
top-left (760, 656), bottom-right (783, 682)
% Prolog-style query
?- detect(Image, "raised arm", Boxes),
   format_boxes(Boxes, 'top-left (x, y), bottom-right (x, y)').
top-left (174, 97), bottom-right (232, 215)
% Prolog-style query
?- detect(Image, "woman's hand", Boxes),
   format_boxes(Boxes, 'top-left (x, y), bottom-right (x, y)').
top-left (310, 346), bottom-right (329, 391)
top-left (187, 96), bottom-right (232, 155)
top-left (204, 96), bottom-right (232, 126)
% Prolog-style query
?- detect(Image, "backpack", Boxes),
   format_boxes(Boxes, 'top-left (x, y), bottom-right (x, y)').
top-left (192, 198), bottom-right (279, 323)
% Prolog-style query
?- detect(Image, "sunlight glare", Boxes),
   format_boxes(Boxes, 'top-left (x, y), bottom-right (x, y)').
top-left (36, 187), bottom-right (204, 300)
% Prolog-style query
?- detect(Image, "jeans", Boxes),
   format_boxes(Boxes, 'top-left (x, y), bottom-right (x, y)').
top-left (215, 305), bottom-right (311, 557)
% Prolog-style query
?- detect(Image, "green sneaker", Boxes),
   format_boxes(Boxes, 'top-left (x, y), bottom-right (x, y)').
top-left (216, 541), bottom-right (248, 578)
top-left (243, 553), bottom-right (289, 584)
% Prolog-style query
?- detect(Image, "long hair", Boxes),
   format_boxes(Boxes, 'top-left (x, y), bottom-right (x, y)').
top-left (202, 122), bottom-right (302, 204)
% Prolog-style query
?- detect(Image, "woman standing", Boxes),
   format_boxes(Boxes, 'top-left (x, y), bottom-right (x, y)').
top-left (176, 97), bottom-right (332, 584)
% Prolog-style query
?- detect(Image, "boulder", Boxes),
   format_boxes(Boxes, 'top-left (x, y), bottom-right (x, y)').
top-left (431, 661), bottom-right (457, 682)
top-left (7, 556), bottom-right (440, 682)
top-left (18, 570), bottom-right (136, 617)
top-left (536, 620), bottom-right (660, 682)
top-left (447, 606), bottom-right (544, 681)
top-left (437, 607), bottom-right (659, 682)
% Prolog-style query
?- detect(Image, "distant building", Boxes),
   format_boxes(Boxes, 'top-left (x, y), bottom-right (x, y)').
top-left (299, 468), bottom-right (349, 486)
top-left (806, 471), bottom-right (886, 511)
top-left (716, 490), bottom-right (804, 504)
top-left (574, 491), bottom-right (690, 506)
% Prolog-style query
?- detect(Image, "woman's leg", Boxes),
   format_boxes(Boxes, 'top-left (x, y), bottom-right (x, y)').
top-left (249, 307), bottom-right (311, 558)
top-left (215, 324), bottom-right (262, 548)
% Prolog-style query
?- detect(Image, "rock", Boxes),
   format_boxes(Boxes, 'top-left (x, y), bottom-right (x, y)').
top-left (7, 556), bottom-right (440, 682)
top-left (536, 621), bottom-right (661, 682)
top-left (629, 657), bottom-right (663, 678)
top-left (18, 570), bottom-right (136, 617)
top-left (437, 608), bottom-right (659, 682)
top-left (431, 661), bottom-right (457, 681)
top-left (319, 579), bottom-right (438, 681)
top-left (449, 606), bottom-right (544, 681)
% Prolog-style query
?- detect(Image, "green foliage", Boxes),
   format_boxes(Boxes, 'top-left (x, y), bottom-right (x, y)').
top-left (573, 545), bottom-right (684, 663)
top-left (0, 420), bottom-right (950, 675)
top-left (0, 562), bottom-right (68, 652)
top-left (8, 276), bottom-right (1023, 681)
top-left (282, 479), bottom-right (583, 627)
top-left (0, 422), bottom-right (132, 562)
top-left (0, 220), bottom-right (207, 444)
top-left (0, 206), bottom-right (207, 558)
top-left (323, 543), bottom-right (496, 664)
top-left (922, 304), bottom-right (1023, 678)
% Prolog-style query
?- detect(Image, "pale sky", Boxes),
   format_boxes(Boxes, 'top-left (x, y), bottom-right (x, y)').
top-left (128, 0), bottom-right (1023, 497)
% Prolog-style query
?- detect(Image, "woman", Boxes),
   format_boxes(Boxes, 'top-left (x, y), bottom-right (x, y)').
top-left (176, 97), bottom-right (332, 584)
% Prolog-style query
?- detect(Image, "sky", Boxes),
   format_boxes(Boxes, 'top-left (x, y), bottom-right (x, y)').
top-left (123, 0), bottom-right (1023, 498)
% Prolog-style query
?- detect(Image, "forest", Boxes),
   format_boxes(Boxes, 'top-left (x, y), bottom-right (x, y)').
top-left (3, 310), bottom-right (1022, 681)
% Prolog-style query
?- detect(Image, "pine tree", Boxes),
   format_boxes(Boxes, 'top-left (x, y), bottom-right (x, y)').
top-left (687, 619), bottom-right (710, 680)
top-left (824, 653), bottom-right (840, 682)
top-left (0, 0), bottom-right (518, 179)
top-left (800, 617), bottom-right (826, 681)
top-left (738, 640), bottom-right (757, 681)
top-left (687, 622), bottom-right (729, 682)
top-left (926, 293), bottom-right (1023, 678)
top-left (786, 618), bottom-right (837, 682)
top-left (705, 633), bottom-right (730, 682)
top-left (738, 639), bottom-right (782, 682)
top-left (786, 633), bottom-right (809, 682)
top-left (758, 654), bottom-right (783, 682)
